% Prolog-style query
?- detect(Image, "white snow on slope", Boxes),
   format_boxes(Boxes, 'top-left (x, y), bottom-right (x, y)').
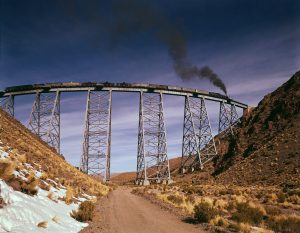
top-left (0, 180), bottom-right (88, 233)
top-left (0, 147), bottom-right (9, 159)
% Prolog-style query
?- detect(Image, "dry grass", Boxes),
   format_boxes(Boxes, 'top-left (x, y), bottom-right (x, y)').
top-left (52, 216), bottom-right (59, 224)
top-left (194, 201), bottom-right (218, 223)
top-left (267, 214), bottom-right (300, 233)
top-left (37, 221), bottom-right (48, 228)
top-left (0, 109), bottom-right (109, 198)
top-left (65, 186), bottom-right (74, 205)
top-left (166, 194), bottom-right (184, 205)
top-left (232, 201), bottom-right (266, 225)
top-left (71, 200), bottom-right (95, 222)
top-left (230, 222), bottom-right (251, 233)
top-left (0, 160), bottom-right (16, 181)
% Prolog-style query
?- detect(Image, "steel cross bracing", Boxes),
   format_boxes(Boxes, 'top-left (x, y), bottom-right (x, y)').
top-left (28, 91), bottom-right (61, 153)
top-left (218, 101), bottom-right (239, 135)
top-left (0, 95), bottom-right (14, 116)
top-left (181, 96), bottom-right (217, 172)
top-left (81, 90), bottom-right (112, 181)
top-left (181, 96), bottom-right (202, 172)
top-left (136, 92), bottom-right (171, 185)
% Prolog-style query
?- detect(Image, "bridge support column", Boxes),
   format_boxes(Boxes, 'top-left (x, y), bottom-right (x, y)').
top-left (218, 102), bottom-right (239, 135)
top-left (198, 98), bottom-right (217, 164)
top-left (181, 97), bottom-right (217, 172)
top-left (181, 96), bottom-right (202, 173)
top-left (28, 91), bottom-right (61, 153)
top-left (0, 95), bottom-right (14, 116)
top-left (136, 92), bottom-right (171, 185)
top-left (81, 90), bottom-right (112, 182)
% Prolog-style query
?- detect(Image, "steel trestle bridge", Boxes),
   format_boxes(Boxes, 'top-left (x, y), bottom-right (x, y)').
top-left (0, 82), bottom-right (247, 185)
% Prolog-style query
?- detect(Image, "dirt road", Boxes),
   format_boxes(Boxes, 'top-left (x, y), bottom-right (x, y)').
top-left (81, 187), bottom-right (206, 233)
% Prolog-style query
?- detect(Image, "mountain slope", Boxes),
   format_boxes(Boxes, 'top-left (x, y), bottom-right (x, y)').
top-left (212, 71), bottom-right (300, 187)
top-left (0, 108), bottom-right (109, 232)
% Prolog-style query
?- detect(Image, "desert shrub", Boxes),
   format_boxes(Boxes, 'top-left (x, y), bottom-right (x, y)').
top-left (37, 221), bottom-right (48, 228)
top-left (265, 205), bottom-right (282, 216)
top-left (194, 202), bottom-right (218, 223)
top-left (39, 181), bottom-right (50, 191)
top-left (71, 201), bottom-right (95, 222)
top-left (21, 177), bottom-right (39, 195)
top-left (288, 194), bottom-right (300, 205)
top-left (185, 195), bottom-right (196, 204)
top-left (209, 215), bottom-right (229, 227)
top-left (232, 202), bottom-right (266, 225)
top-left (214, 199), bottom-right (228, 211)
top-left (0, 197), bottom-right (5, 208)
top-left (52, 216), bottom-right (59, 223)
top-left (65, 186), bottom-right (74, 204)
top-left (167, 194), bottom-right (184, 205)
top-left (0, 160), bottom-right (16, 181)
top-left (277, 192), bottom-right (286, 203)
top-left (267, 215), bottom-right (300, 233)
top-left (230, 222), bottom-right (251, 233)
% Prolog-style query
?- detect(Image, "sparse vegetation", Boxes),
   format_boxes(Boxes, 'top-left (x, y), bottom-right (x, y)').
top-left (65, 186), bottom-right (74, 204)
top-left (194, 201), bottom-right (218, 223)
top-left (37, 221), bottom-right (48, 228)
top-left (166, 194), bottom-right (184, 205)
top-left (231, 201), bottom-right (266, 225)
top-left (267, 214), bottom-right (300, 233)
top-left (71, 200), bottom-right (96, 222)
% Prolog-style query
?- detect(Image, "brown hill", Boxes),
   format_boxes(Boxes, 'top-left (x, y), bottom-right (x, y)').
top-left (212, 71), bottom-right (300, 187)
top-left (0, 108), bottom-right (109, 196)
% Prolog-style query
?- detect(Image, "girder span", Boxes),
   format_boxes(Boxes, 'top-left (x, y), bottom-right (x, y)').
top-left (81, 90), bottom-right (112, 181)
top-left (136, 92), bottom-right (171, 185)
top-left (28, 92), bottom-right (60, 153)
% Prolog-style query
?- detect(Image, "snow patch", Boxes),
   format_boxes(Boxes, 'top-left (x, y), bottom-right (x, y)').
top-left (0, 180), bottom-right (88, 233)
top-left (0, 148), bottom-right (9, 159)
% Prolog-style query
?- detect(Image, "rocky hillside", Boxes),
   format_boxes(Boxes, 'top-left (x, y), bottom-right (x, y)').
top-left (211, 71), bottom-right (300, 187)
top-left (0, 108), bottom-right (109, 232)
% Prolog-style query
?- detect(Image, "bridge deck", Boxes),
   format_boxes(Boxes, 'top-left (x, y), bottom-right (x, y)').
top-left (0, 82), bottom-right (247, 109)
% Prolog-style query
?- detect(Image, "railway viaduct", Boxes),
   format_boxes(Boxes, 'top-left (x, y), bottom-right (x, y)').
top-left (0, 82), bottom-right (247, 185)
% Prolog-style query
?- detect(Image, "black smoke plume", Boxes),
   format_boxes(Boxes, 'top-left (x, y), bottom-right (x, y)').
top-left (63, 0), bottom-right (227, 94)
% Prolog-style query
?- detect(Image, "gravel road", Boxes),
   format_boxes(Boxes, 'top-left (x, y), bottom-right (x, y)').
top-left (81, 187), bottom-right (206, 233)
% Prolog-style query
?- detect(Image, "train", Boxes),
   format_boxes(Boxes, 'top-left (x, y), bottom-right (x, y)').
top-left (3, 82), bottom-right (228, 100)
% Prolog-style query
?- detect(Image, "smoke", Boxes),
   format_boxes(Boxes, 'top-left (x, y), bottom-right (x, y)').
top-left (63, 0), bottom-right (228, 94)
top-left (110, 0), bottom-right (227, 94)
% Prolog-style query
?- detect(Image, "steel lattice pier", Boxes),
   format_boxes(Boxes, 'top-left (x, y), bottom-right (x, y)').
top-left (181, 96), bottom-right (217, 173)
top-left (28, 92), bottom-right (60, 153)
top-left (0, 95), bottom-right (14, 116)
top-left (80, 90), bottom-right (112, 181)
top-left (136, 92), bottom-right (171, 185)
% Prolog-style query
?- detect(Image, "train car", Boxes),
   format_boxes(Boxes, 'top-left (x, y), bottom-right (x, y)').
top-left (181, 87), bottom-right (197, 93)
top-left (209, 92), bottom-right (228, 100)
top-left (61, 82), bottom-right (81, 87)
top-left (32, 84), bottom-right (45, 89)
top-left (195, 89), bottom-right (210, 95)
top-left (103, 82), bottom-right (115, 87)
top-left (5, 85), bottom-right (34, 93)
top-left (81, 82), bottom-right (97, 87)
top-left (131, 83), bottom-right (149, 89)
top-left (119, 82), bottom-right (131, 87)
top-left (167, 86), bottom-right (182, 91)
top-left (148, 84), bottom-right (168, 90)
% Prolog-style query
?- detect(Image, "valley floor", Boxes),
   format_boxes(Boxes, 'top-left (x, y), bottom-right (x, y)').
top-left (81, 186), bottom-right (206, 233)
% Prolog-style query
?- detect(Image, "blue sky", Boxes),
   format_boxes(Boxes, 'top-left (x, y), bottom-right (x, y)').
top-left (0, 0), bottom-right (299, 172)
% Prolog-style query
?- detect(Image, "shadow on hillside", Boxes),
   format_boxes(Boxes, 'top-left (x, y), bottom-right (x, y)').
top-left (182, 217), bottom-right (198, 224)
